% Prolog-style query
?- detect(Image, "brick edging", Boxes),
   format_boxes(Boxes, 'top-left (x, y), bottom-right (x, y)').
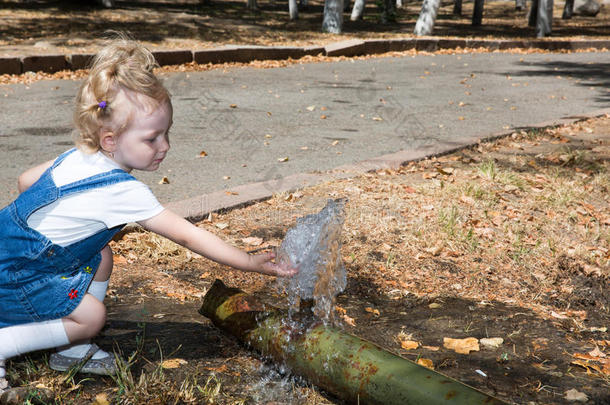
top-left (1, 39), bottom-right (608, 75)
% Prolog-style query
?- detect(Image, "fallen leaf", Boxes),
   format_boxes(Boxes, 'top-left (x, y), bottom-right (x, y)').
top-left (161, 358), bottom-right (188, 369)
top-left (331, 140), bottom-right (339, 146)
top-left (320, 115), bottom-right (327, 119)
top-left (565, 388), bottom-right (588, 402)
top-left (403, 186), bottom-right (417, 193)
top-left (306, 105), bottom-right (315, 111)
top-left (399, 339), bottom-right (419, 350)
top-left (199, 150), bottom-right (208, 157)
top-left (223, 176), bottom-right (231, 180)
top-left (417, 358), bottom-right (434, 369)
top-left (480, 337), bottom-right (504, 349)
top-left (343, 314), bottom-right (356, 326)
top-left (444, 337), bottom-right (480, 354)
top-left (365, 307), bottom-right (380, 316)
top-left (242, 237), bottom-right (263, 246)
top-left (153, 313), bottom-right (165, 319)
top-left (372, 116), bottom-right (383, 121)
top-left (113, 255), bottom-right (127, 265)
top-left (551, 311), bottom-right (569, 319)
top-left (460, 195), bottom-right (475, 205)
top-left (204, 364), bottom-right (228, 373)
top-left (278, 157), bottom-right (289, 162)
top-left (92, 393), bottom-right (110, 405)
top-left (570, 358), bottom-right (608, 376)
top-left (589, 347), bottom-right (607, 358)
top-left (436, 167), bottom-right (454, 175)
top-left (158, 176), bottom-right (170, 184)
top-left (423, 345), bottom-right (440, 351)
top-left (215, 223), bottom-right (229, 230)
top-left (424, 245), bottom-right (443, 256)
top-left (229, 104), bottom-right (237, 108)
top-left (335, 306), bottom-right (347, 315)
top-left (199, 271), bottom-right (211, 279)
top-left (428, 303), bottom-right (442, 309)
top-left (225, 191), bottom-right (238, 195)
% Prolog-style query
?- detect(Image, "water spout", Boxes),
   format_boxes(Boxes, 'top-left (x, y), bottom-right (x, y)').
top-left (277, 198), bottom-right (347, 324)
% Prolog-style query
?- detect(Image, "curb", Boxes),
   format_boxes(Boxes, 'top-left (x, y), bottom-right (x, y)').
top-left (2, 38), bottom-right (609, 75)
top-left (160, 107), bottom-right (610, 225)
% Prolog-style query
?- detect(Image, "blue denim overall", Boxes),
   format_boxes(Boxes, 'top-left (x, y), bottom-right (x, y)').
top-left (0, 149), bottom-right (136, 328)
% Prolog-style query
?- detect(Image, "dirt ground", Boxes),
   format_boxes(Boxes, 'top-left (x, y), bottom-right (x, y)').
top-left (0, 0), bottom-right (609, 58)
top-left (1, 3), bottom-right (609, 403)
top-left (4, 113), bottom-right (608, 404)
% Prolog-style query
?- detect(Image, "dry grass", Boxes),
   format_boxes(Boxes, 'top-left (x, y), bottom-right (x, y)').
top-left (111, 114), bottom-right (608, 314)
top-left (4, 115), bottom-right (608, 403)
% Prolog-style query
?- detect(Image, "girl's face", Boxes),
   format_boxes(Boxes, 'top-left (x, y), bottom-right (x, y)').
top-left (112, 99), bottom-right (173, 173)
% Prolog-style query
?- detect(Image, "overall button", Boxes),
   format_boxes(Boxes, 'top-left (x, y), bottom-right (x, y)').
top-left (47, 249), bottom-right (55, 257)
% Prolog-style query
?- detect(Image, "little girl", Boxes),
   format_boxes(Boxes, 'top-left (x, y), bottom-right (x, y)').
top-left (0, 38), bottom-right (296, 391)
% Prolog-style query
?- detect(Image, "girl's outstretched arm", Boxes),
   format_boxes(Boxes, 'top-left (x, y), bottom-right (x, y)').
top-left (18, 160), bottom-right (54, 193)
top-left (138, 209), bottom-right (297, 277)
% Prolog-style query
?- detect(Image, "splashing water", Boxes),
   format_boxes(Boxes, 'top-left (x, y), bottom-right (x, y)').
top-left (277, 198), bottom-right (347, 323)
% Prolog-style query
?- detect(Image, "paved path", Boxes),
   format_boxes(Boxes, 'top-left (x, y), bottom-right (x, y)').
top-left (0, 51), bottom-right (608, 208)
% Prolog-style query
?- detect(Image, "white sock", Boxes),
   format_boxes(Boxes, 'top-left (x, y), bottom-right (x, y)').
top-left (55, 280), bottom-right (111, 361)
top-left (0, 319), bottom-right (69, 362)
top-left (56, 342), bottom-right (109, 360)
top-left (87, 280), bottom-right (109, 303)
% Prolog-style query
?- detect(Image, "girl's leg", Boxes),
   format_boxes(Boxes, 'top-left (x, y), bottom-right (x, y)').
top-left (1, 246), bottom-right (116, 383)
top-left (53, 246), bottom-right (115, 367)
top-left (0, 295), bottom-right (103, 386)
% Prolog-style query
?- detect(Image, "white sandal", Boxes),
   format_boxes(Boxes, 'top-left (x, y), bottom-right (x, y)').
top-left (49, 343), bottom-right (117, 376)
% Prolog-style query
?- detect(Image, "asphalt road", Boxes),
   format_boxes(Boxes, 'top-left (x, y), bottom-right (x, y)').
top-left (0, 51), bottom-right (608, 208)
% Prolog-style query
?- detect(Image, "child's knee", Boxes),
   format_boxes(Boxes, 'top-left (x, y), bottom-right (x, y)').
top-left (65, 295), bottom-right (107, 339)
top-left (88, 299), bottom-right (107, 335)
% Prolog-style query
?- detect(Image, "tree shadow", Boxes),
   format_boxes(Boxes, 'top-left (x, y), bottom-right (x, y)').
top-left (3, 0), bottom-right (608, 46)
top-left (509, 60), bottom-right (610, 104)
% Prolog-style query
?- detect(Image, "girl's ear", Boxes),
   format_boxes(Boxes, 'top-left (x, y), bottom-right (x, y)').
top-left (100, 131), bottom-right (117, 153)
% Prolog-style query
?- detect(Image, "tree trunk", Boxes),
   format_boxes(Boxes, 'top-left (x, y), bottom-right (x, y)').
top-left (515, 0), bottom-right (525, 10)
top-left (453, 0), bottom-right (462, 15)
top-left (536, 0), bottom-right (553, 37)
top-left (200, 279), bottom-right (509, 405)
top-left (381, 0), bottom-right (396, 23)
top-left (562, 0), bottom-right (574, 18)
top-left (322, 0), bottom-right (344, 33)
top-left (396, 0), bottom-right (403, 9)
top-left (414, 0), bottom-right (441, 35)
top-left (300, 0), bottom-right (308, 7)
top-left (528, 0), bottom-right (538, 26)
top-left (247, 0), bottom-right (257, 9)
top-left (289, 0), bottom-right (299, 19)
top-left (472, 0), bottom-right (485, 26)
top-left (344, 0), bottom-right (351, 12)
top-left (350, 0), bottom-right (366, 20)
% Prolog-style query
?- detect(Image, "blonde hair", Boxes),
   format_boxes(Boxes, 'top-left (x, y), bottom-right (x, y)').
top-left (74, 35), bottom-right (170, 153)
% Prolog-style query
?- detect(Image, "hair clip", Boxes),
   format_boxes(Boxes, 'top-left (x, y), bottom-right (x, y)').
top-left (97, 101), bottom-right (107, 111)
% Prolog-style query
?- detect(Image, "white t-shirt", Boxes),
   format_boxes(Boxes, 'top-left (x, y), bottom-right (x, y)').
top-left (27, 149), bottom-right (164, 247)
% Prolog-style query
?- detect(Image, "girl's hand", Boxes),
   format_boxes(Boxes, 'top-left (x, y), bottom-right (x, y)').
top-left (249, 251), bottom-right (298, 277)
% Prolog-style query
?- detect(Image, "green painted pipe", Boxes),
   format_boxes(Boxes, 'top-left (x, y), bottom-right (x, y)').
top-left (199, 279), bottom-right (508, 405)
